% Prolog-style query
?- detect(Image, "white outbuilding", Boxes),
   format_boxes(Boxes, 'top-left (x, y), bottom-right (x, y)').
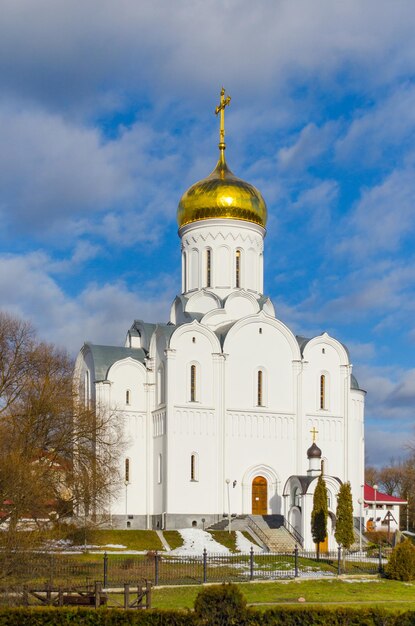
top-left (75, 92), bottom-right (365, 546)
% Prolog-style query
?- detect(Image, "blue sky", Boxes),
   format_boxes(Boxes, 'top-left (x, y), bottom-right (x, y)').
top-left (1, 0), bottom-right (415, 465)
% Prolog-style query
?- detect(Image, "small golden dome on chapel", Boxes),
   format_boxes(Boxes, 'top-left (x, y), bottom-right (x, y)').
top-left (177, 89), bottom-right (267, 230)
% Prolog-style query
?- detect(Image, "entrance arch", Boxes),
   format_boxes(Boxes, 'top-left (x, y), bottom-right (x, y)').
top-left (252, 476), bottom-right (267, 514)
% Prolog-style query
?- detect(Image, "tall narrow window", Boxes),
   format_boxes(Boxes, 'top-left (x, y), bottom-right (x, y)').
top-left (257, 370), bottom-right (263, 406)
top-left (182, 251), bottom-right (187, 292)
top-left (235, 250), bottom-right (241, 288)
top-left (320, 374), bottom-right (325, 409)
top-left (126, 389), bottom-right (131, 405)
top-left (190, 364), bottom-right (197, 402)
top-left (157, 365), bottom-right (165, 405)
top-left (125, 458), bottom-right (130, 483)
top-left (84, 370), bottom-right (90, 407)
top-left (206, 249), bottom-right (212, 288)
top-left (190, 454), bottom-right (198, 481)
top-left (158, 454), bottom-right (162, 484)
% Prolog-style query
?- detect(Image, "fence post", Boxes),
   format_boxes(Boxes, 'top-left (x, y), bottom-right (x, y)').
top-left (49, 552), bottom-right (54, 587)
top-left (337, 545), bottom-right (342, 576)
top-left (294, 545), bottom-right (299, 578)
top-left (124, 583), bottom-right (130, 609)
top-left (378, 544), bottom-right (383, 574)
top-left (249, 546), bottom-right (254, 581)
top-left (45, 582), bottom-right (52, 605)
top-left (103, 552), bottom-right (108, 588)
top-left (146, 580), bottom-right (152, 609)
top-left (95, 581), bottom-right (101, 609)
top-left (154, 551), bottom-right (159, 586)
top-left (22, 584), bottom-right (29, 606)
top-left (203, 548), bottom-right (207, 584)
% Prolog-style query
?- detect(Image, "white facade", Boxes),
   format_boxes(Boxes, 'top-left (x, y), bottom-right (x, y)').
top-left (75, 154), bottom-right (366, 542)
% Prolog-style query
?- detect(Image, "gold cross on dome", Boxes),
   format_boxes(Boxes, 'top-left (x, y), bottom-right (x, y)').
top-left (215, 87), bottom-right (231, 149)
top-left (310, 427), bottom-right (319, 442)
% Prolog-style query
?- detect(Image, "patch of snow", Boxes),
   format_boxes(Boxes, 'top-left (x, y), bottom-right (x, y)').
top-left (103, 544), bottom-right (126, 549)
top-left (235, 531), bottom-right (263, 553)
top-left (90, 550), bottom-right (147, 555)
top-left (342, 578), bottom-right (383, 583)
top-left (170, 529), bottom-right (230, 555)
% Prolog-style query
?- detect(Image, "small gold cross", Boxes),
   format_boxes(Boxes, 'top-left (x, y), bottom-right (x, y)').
top-left (310, 427), bottom-right (319, 443)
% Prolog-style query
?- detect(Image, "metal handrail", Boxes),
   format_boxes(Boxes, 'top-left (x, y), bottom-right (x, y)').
top-left (246, 517), bottom-right (271, 551)
top-left (283, 518), bottom-right (304, 547)
top-left (248, 515), bottom-right (304, 549)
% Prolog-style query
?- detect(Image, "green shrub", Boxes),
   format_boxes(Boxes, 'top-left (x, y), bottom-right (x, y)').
top-left (0, 606), bottom-right (413, 626)
top-left (0, 607), bottom-right (195, 625)
top-left (385, 539), bottom-right (415, 581)
top-left (247, 607), bottom-right (415, 625)
top-left (194, 583), bottom-right (247, 625)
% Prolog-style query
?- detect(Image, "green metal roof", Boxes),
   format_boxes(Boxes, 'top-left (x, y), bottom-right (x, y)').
top-left (84, 343), bottom-right (147, 382)
top-left (350, 374), bottom-right (360, 390)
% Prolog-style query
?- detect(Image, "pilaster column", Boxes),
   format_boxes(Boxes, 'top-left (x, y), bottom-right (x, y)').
top-left (212, 352), bottom-right (226, 516)
top-left (164, 349), bottom-right (177, 516)
top-left (341, 364), bottom-right (351, 481)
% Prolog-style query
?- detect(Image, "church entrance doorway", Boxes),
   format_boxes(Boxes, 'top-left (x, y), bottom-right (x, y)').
top-left (316, 535), bottom-right (329, 554)
top-left (252, 476), bottom-right (267, 515)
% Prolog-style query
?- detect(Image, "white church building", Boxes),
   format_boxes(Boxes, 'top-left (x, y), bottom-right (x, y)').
top-left (75, 91), bottom-right (365, 549)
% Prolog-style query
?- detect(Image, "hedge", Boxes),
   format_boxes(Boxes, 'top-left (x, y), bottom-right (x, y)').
top-left (246, 607), bottom-right (415, 625)
top-left (0, 608), bottom-right (194, 625)
top-left (0, 607), bottom-right (414, 626)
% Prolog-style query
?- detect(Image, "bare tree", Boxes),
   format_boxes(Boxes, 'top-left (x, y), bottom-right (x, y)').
top-left (364, 466), bottom-right (379, 487)
top-left (0, 311), bottom-right (123, 547)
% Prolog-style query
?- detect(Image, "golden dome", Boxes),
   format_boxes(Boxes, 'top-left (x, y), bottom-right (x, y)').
top-left (177, 152), bottom-right (267, 229)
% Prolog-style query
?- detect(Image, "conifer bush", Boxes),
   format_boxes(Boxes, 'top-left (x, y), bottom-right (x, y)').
top-left (385, 539), bottom-right (415, 581)
top-left (194, 583), bottom-right (247, 625)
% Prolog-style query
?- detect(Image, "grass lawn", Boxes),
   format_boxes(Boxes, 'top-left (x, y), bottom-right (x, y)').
top-left (241, 530), bottom-right (261, 547)
top-left (207, 531), bottom-right (238, 552)
top-left (151, 578), bottom-right (415, 611)
top-left (162, 531), bottom-right (183, 550)
top-left (64, 529), bottom-right (163, 551)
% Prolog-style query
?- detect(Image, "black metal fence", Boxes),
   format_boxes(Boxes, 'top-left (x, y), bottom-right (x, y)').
top-left (0, 545), bottom-right (387, 592)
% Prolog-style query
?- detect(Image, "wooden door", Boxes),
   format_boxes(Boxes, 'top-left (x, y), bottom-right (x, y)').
top-left (317, 535), bottom-right (329, 554)
top-left (252, 476), bottom-right (267, 515)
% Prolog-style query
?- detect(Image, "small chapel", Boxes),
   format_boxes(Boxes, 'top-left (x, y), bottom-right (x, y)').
top-left (75, 90), bottom-right (365, 550)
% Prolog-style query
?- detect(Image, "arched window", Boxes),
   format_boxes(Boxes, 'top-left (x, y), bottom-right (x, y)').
top-left (235, 249), bottom-right (241, 288)
top-left (125, 458), bottom-right (130, 483)
top-left (206, 249), bottom-right (212, 288)
top-left (157, 365), bottom-right (165, 405)
top-left (292, 486), bottom-right (301, 508)
top-left (182, 251), bottom-right (187, 292)
top-left (126, 389), bottom-right (131, 405)
top-left (84, 370), bottom-right (90, 407)
top-left (190, 453), bottom-right (199, 481)
top-left (320, 374), bottom-right (326, 409)
top-left (190, 364), bottom-right (197, 402)
top-left (257, 370), bottom-right (263, 406)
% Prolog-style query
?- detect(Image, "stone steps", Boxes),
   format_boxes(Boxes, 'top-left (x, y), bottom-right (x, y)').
top-left (248, 515), bottom-right (297, 551)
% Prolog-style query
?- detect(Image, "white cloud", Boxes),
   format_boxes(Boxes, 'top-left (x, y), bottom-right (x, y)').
top-left (0, 105), bottom-right (185, 245)
top-left (1, 1), bottom-right (415, 113)
top-left (0, 252), bottom-right (174, 353)
top-left (277, 122), bottom-right (338, 172)
top-left (365, 425), bottom-right (411, 466)
top-left (336, 162), bottom-right (415, 259)
top-left (335, 83), bottom-right (415, 165)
